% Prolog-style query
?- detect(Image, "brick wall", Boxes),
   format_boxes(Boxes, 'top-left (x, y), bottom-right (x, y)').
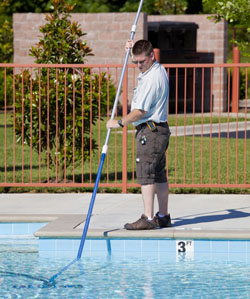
top-left (13, 13), bottom-right (228, 112)
top-left (13, 12), bottom-right (147, 64)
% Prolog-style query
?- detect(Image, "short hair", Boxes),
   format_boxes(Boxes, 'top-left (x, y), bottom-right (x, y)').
top-left (132, 40), bottom-right (153, 56)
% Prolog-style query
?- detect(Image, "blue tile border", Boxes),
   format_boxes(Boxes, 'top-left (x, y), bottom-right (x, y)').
top-left (0, 222), bottom-right (48, 236)
top-left (37, 238), bottom-right (250, 261)
top-left (1, 223), bottom-right (250, 262)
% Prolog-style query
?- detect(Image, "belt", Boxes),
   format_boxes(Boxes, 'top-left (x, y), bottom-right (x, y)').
top-left (136, 121), bottom-right (168, 131)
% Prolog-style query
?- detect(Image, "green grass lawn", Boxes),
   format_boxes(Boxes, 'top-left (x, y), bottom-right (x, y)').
top-left (1, 113), bottom-right (250, 190)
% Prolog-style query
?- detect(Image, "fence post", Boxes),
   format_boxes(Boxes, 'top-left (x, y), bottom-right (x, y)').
top-left (153, 48), bottom-right (160, 62)
top-left (231, 46), bottom-right (240, 113)
top-left (122, 67), bottom-right (128, 193)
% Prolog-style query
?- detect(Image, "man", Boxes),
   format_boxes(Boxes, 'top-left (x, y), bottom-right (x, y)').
top-left (106, 39), bottom-right (171, 230)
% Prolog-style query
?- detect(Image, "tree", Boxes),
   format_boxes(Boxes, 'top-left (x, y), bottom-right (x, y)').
top-left (13, 0), bottom-right (116, 180)
top-left (0, 0), bottom-right (52, 14)
top-left (74, 0), bottom-right (127, 12)
top-left (154, 0), bottom-right (188, 14)
top-left (74, 0), bottom-right (194, 14)
top-left (119, 0), bottom-right (188, 14)
top-left (186, 0), bottom-right (203, 14)
top-left (203, 0), bottom-right (250, 56)
top-left (120, 0), bottom-right (158, 14)
top-left (0, 20), bottom-right (13, 63)
top-left (68, 0), bottom-right (202, 14)
top-left (0, 20), bottom-right (13, 107)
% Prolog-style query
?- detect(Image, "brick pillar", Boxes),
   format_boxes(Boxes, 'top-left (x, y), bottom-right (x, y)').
top-left (231, 46), bottom-right (240, 113)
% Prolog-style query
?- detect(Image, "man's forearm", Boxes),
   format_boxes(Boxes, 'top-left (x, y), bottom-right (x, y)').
top-left (106, 109), bottom-right (146, 129)
top-left (121, 109), bottom-right (146, 126)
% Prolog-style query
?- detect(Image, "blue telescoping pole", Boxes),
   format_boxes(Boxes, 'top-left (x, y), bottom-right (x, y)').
top-left (77, 0), bottom-right (144, 260)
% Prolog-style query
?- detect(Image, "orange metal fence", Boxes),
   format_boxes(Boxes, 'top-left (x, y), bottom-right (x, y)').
top-left (0, 63), bottom-right (249, 191)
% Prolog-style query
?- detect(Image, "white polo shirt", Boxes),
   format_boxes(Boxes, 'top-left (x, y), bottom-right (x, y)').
top-left (131, 60), bottom-right (169, 127)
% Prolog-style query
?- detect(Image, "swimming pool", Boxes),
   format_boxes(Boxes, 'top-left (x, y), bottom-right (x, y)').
top-left (1, 223), bottom-right (250, 298)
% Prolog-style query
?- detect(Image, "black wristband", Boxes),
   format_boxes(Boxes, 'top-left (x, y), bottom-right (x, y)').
top-left (118, 119), bottom-right (124, 128)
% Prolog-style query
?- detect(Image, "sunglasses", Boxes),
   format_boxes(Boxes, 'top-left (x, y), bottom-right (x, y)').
top-left (132, 58), bottom-right (147, 65)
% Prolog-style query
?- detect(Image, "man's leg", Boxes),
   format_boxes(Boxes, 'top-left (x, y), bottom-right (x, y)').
top-left (140, 181), bottom-right (169, 219)
top-left (141, 184), bottom-right (155, 219)
top-left (124, 183), bottom-right (157, 230)
top-left (155, 182), bottom-right (169, 215)
top-left (155, 181), bottom-right (171, 227)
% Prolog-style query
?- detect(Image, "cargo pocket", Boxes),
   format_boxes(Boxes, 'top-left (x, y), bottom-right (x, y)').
top-left (154, 129), bottom-right (171, 155)
top-left (136, 156), bottom-right (155, 182)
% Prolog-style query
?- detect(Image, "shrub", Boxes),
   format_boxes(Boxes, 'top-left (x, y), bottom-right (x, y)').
top-left (0, 20), bottom-right (13, 108)
top-left (13, 0), bottom-right (116, 179)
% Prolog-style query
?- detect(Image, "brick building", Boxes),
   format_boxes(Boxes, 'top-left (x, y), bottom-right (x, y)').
top-left (13, 13), bottom-right (228, 112)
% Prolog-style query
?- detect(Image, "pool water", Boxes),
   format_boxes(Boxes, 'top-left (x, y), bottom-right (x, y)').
top-left (1, 236), bottom-right (250, 298)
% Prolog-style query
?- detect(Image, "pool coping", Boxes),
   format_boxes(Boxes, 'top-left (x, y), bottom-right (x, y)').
top-left (1, 214), bottom-right (250, 240)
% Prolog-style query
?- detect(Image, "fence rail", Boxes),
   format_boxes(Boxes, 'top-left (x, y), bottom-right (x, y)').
top-left (0, 63), bottom-right (250, 191)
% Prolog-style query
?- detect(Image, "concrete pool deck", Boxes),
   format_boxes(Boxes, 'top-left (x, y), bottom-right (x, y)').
top-left (0, 193), bottom-right (250, 240)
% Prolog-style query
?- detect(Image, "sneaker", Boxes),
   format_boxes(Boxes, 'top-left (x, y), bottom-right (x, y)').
top-left (124, 214), bottom-right (158, 230)
top-left (155, 212), bottom-right (171, 228)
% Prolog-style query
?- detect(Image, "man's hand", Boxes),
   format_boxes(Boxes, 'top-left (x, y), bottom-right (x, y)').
top-left (106, 109), bottom-right (146, 129)
top-left (125, 40), bottom-right (134, 55)
top-left (106, 119), bottom-right (120, 129)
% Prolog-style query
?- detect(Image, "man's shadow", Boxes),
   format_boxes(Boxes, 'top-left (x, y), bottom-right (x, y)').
top-left (172, 207), bottom-right (250, 227)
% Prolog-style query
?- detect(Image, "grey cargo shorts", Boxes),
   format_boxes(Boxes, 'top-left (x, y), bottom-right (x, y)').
top-left (136, 122), bottom-right (171, 185)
